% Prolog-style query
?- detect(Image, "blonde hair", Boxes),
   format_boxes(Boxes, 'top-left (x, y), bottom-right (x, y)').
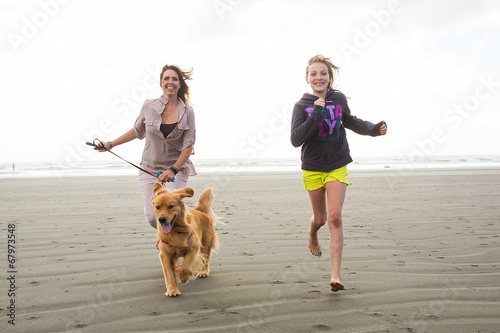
top-left (306, 54), bottom-right (340, 92)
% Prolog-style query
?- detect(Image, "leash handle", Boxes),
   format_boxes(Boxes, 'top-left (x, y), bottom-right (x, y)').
top-left (86, 139), bottom-right (173, 181)
top-left (156, 172), bottom-right (175, 182)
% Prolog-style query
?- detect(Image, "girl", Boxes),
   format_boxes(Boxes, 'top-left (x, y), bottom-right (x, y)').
top-left (291, 55), bottom-right (387, 291)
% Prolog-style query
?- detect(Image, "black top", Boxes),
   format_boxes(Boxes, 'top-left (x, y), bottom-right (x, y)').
top-left (160, 122), bottom-right (177, 138)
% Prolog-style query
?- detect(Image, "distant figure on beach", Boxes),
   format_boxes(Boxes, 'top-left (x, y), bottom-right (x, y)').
top-left (98, 64), bottom-right (196, 229)
top-left (291, 54), bottom-right (387, 292)
top-left (12, 163), bottom-right (15, 171)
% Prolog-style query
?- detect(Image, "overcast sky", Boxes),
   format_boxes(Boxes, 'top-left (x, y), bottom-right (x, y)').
top-left (1, 0), bottom-right (499, 164)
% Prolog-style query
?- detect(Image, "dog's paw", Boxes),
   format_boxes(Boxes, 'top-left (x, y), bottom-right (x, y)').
top-left (166, 289), bottom-right (181, 297)
top-left (197, 270), bottom-right (210, 278)
top-left (179, 269), bottom-right (194, 284)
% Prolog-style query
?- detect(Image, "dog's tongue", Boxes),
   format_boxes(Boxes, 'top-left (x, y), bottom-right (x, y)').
top-left (162, 223), bottom-right (172, 234)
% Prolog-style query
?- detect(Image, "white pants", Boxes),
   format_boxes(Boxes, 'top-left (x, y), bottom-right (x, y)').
top-left (138, 166), bottom-right (189, 228)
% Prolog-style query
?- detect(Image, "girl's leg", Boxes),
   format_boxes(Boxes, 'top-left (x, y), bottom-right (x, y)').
top-left (324, 180), bottom-right (347, 291)
top-left (307, 187), bottom-right (327, 256)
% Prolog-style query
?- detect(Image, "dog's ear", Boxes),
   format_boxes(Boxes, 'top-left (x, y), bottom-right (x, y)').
top-left (173, 187), bottom-right (195, 199)
top-left (153, 182), bottom-right (165, 195)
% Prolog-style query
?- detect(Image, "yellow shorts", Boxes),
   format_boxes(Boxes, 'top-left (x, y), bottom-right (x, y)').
top-left (302, 166), bottom-right (350, 191)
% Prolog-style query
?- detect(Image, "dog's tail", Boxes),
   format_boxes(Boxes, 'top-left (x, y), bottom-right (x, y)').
top-left (195, 187), bottom-right (214, 213)
top-left (195, 188), bottom-right (220, 223)
top-left (195, 188), bottom-right (221, 251)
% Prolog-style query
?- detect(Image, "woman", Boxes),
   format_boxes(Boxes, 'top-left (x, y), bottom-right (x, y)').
top-left (291, 55), bottom-right (387, 292)
top-left (100, 64), bottom-right (196, 229)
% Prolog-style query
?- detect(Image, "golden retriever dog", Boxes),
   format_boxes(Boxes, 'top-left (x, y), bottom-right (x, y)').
top-left (152, 183), bottom-right (218, 297)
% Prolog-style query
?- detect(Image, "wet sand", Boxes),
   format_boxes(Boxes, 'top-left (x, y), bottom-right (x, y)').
top-left (0, 167), bottom-right (499, 332)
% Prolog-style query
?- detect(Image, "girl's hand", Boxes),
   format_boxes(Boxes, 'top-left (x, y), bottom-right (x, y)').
top-left (159, 169), bottom-right (175, 182)
top-left (379, 121), bottom-right (387, 135)
top-left (314, 98), bottom-right (325, 108)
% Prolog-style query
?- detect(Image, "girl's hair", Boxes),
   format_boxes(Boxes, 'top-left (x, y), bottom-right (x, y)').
top-left (159, 64), bottom-right (193, 105)
top-left (306, 54), bottom-right (340, 92)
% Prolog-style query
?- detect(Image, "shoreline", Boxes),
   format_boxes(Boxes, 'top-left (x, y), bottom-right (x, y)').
top-left (1, 163), bottom-right (500, 180)
top-left (1, 154), bottom-right (500, 179)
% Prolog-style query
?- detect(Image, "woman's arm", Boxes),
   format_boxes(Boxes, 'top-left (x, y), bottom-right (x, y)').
top-left (99, 129), bottom-right (137, 151)
top-left (158, 145), bottom-right (193, 182)
top-left (174, 145), bottom-right (193, 169)
top-left (110, 129), bottom-right (137, 148)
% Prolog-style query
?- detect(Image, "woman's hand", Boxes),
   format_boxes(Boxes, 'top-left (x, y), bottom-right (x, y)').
top-left (314, 98), bottom-right (325, 108)
top-left (379, 121), bottom-right (387, 135)
top-left (96, 141), bottom-right (111, 152)
top-left (159, 169), bottom-right (175, 182)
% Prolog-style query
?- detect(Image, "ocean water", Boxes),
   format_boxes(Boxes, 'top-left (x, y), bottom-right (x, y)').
top-left (1, 155), bottom-right (500, 179)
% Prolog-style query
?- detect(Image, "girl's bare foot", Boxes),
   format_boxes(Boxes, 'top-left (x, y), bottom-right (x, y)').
top-left (309, 228), bottom-right (322, 256)
top-left (330, 278), bottom-right (344, 292)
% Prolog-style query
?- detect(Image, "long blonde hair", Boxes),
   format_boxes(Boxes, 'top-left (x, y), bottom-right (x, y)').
top-left (306, 54), bottom-right (340, 92)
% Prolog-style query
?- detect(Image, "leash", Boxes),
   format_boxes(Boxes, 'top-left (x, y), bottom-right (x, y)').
top-left (86, 138), bottom-right (172, 182)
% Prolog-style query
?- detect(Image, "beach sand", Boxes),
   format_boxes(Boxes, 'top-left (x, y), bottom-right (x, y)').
top-left (1, 168), bottom-right (499, 332)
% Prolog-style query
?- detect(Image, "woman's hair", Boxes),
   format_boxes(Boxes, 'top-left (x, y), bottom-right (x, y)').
top-left (306, 54), bottom-right (340, 92)
top-left (159, 64), bottom-right (193, 105)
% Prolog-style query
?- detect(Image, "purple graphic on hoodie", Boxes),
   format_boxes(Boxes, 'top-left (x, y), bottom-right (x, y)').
top-left (305, 104), bottom-right (342, 139)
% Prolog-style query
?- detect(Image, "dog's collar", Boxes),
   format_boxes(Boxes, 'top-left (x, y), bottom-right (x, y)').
top-left (160, 232), bottom-right (193, 245)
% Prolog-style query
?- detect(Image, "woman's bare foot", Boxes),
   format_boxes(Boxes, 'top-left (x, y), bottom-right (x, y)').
top-left (309, 227), bottom-right (322, 256)
top-left (330, 278), bottom-right (344, 292)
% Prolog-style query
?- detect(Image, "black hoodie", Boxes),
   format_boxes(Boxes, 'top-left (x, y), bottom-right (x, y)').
top-left (291, 90), bottom-right (384, 172)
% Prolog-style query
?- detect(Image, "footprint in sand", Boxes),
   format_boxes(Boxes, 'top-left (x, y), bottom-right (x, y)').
top-left (311, 323), bottom-right (331, 331)
top-left (73, 324), bottom-right (88, 329)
